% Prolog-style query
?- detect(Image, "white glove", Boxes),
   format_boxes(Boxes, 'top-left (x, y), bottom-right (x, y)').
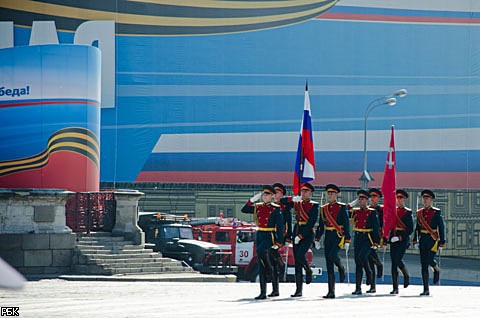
top-left (250, 192), bottom-right (262, 203)
top-left (349, 198), bottom-right (358, 207)
top-left (438, 246), bottom-right (443, 252)
top-left (292, 196), bottom-right (302, 202)
top-left (391, 236), bottom-right (400, 243)
top-left (344, 242), bottom-right (350, 251)
top-left (294, 236), bottom-right (301, 245)
top-left (413, 243), bottom-right (419, 250)
top-left (371, 245), bottom-right (378, 250)
top-left (314, 241), bottom-right (321, 250)
top-left (271, 244), bottom-right (279, 250)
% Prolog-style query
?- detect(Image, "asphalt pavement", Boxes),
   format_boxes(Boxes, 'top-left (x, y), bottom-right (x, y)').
top-left (311, 249), bottom-right (480, 286)
top-left (2, 279), bottom-right (480, 317)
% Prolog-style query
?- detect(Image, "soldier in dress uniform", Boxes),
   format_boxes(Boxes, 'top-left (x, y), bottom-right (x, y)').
top-left (280, 182), bottom-right (318, 298)
top-left (241, 185), bottom-right (284, 300)
top-left (367, 188), bottom-right (384, 293)
top-left (315, 184), bottom-right (351, 299)
top-left (267, 182), bottom-right (292, 295)
top-left (413, 189), bottom-right (446, 296)
top-left (273, 182), bottom-right (293, 245)
top-left (389, 189), bottom-right (413, 295)
top-left (351, 190), bottom-right (380, 295)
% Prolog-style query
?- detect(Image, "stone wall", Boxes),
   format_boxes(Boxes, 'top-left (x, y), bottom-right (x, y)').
top-left (0, 189), bottom-right (76, 274)
top-left (0, 233), bottom-right (76, 274)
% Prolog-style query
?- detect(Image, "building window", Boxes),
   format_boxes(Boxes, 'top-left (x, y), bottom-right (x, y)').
top-left (208, 206), bottom-right (216, 217)
top-left (474, 223), bottom-right (480, 247)
top-left (456, 223), bottom-right (467, 248)
top-left (455, 193), bottom-right (464, 208)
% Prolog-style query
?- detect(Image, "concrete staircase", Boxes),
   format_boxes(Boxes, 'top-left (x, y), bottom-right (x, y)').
top-left (72, 232), bottom-right (194, 275)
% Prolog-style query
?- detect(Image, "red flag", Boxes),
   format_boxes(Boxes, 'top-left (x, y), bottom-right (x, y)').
top-left (293, 83), bottom-right (316, 195)
top-left (381, 126), bottom-right (396, 239)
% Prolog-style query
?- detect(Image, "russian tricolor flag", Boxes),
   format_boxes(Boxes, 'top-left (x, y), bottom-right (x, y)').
top-left (293, 83), bottom-right (316, 195)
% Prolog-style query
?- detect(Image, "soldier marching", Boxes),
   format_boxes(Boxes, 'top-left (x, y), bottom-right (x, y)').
top-left (413, 189), bottom-right (446, 296)
top-left (315, 184), bottom-right (350, 299)
top-left (241, 185), bottom-right (284, 300)
top-left (241, 184), bottom-right (450, 300)
top-left (280, 182), bottom-right (318, 298)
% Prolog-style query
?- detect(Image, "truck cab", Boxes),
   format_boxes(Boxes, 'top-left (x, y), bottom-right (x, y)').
top-left (191, 217), bottom-right (317, 282)
top-left (138, 213), bottom-right (237, 275)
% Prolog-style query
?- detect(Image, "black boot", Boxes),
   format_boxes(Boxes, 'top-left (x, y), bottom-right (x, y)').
top-left (323, 272), bottom-right (335, 299)
top-left (400, 265), bottom-right (410, 288)
top-left (291, 269), bottom-right (303, 297)
top-left (367, 276), bottom-right (376, 293)
top-left (433, 264), bottom-right (440, 285)
top-left (305, 265), bottom-right (313, 285)
top-left (268, 280), bottom-right (279, 297)
top-left (335, 259), bottom-right (346, 283)
top-left (390, 270), bottom-right (399, 294)
top-left (421, 265), bottom-right (430, 296)
top-left (255, 275), bottom-right (267, 300)
top-left (363, 260), bottom-right (373, 286)
top-left (352, 268), bottom-right (362, 295)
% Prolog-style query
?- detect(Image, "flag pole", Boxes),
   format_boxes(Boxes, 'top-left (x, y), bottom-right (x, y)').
top-left (297, 81), bottom-right (308, 195)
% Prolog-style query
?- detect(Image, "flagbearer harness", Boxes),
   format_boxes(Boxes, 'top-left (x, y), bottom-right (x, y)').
top-left (321, 204), bottom-right (345, 248)
top-left (418, 209), bottom-right (440, 252)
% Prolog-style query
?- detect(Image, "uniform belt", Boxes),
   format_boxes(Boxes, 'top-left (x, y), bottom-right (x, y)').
top-left (257, 227), bottom-right (275, 231)
top-left (354, 228), bottom-right (373, 233)
top-left (326, 226), bottom-right (343, 231)
top-left (297, 222), bottom-right (307, 225)
top-left (420, 229), bottom-right (437, 234)
top-left (395, 227), bottom-right (406, 231)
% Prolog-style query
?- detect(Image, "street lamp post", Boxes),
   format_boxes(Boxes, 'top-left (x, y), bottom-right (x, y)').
top-left (359, 89), bottom-right (408, 189)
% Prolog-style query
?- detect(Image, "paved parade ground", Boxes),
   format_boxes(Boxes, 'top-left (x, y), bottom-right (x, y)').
top-left (2, 279), bottom-right (480, 318)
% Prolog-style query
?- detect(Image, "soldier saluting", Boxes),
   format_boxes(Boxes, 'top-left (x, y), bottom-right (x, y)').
top-left (280, 182), bottom-right (318, 298)
top-left (413, 189), bottom-right (446, 296)
top-left (315, 184), bottom-right (351, 299)
top-left (242, 185), bottom-right (284, 300)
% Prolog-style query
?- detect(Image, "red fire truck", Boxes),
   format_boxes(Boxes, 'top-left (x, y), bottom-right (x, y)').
top-left (190, 216), bottom-right (317, 282)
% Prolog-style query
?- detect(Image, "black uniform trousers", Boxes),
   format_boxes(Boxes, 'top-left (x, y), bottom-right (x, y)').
top-left (419, 233), bottom-right (439, 290)
top-left (323, 230), bottom-right (343, 293)
top-left (353, 232), bottom-right (373, 289)
top-left (292, 224), bottom-right (313, 292)
top-left (256, 231), bottom-right (274, 293)
top-left (390, 239), bottom-right (409, 289)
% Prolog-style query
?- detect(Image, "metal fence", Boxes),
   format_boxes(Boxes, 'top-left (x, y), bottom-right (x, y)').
top-left (65, 192), bottom-right (116, 233)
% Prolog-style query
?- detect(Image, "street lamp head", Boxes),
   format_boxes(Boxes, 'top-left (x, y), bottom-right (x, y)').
top-left (393, 89), bottom-right (408, 98)
top-left (384, 97), bottom-right (397, 106)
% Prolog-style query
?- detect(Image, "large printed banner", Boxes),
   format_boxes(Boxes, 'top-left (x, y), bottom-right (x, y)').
top-left (1, 1), bottom-right (480, 190)
top-left (0, 45), bottom-right (101, 192)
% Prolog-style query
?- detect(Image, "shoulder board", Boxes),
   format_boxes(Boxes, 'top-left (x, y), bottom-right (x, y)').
top-left (255, 202), bottom-right (263, 207)
top-left (337, 202), bottom-right (346, 206)
top-left (352, 207), bottom-right (360, 211)
top-left (368, 207), bottom-right (376, 211)
top-left (432, 207), bottom-right (440, 211)
top-left (405, 207), bottom-right (412, 212)
top-left (309, 200), bottom-right (318, 204)
top-left (271, 202), bottom-right (280, 208)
